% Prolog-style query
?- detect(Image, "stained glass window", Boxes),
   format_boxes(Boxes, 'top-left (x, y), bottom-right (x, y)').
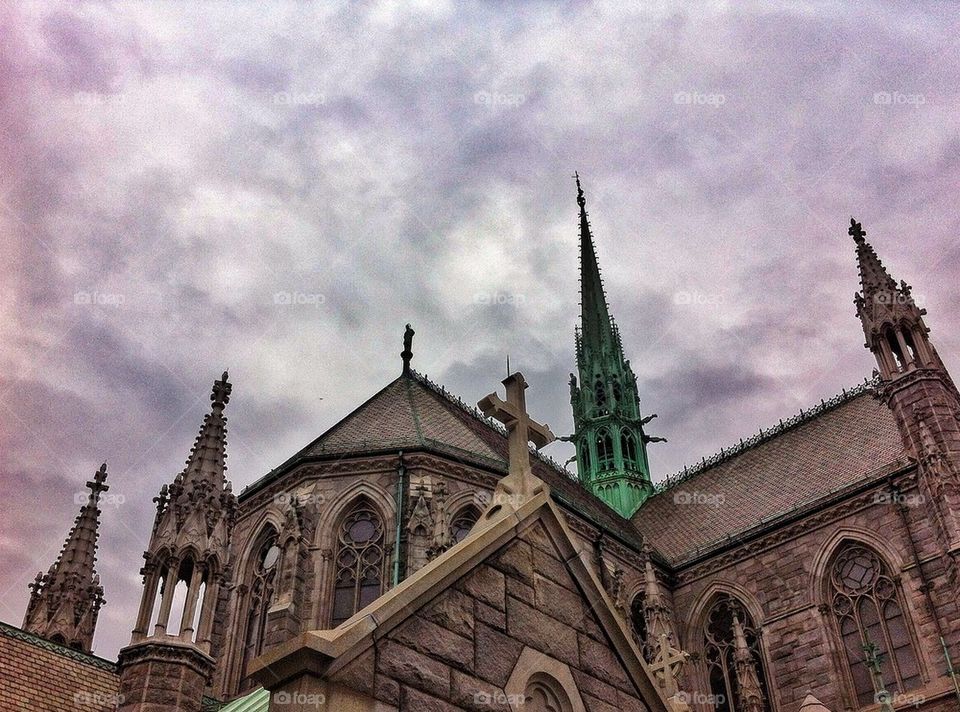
top-left (829, 544), bottom-right (921, 705)
top-left (703, 596), bottom-right (771, 712)
top-left (331, 501), bottom-right (384, 626)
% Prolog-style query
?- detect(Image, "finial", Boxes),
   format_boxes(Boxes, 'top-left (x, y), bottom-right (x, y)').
top-left (86, 463), bottom-right (109, 500)
top-left (401, 323), bottom-right (415, 373)
top-left (211, 370), bottom-right (231, 408)
top-left (575, 171), bottom-right (585, 208)
top-left (506, 354), bottom-right (510, 377)
top-left (849, 217), bottom-right (866, 244)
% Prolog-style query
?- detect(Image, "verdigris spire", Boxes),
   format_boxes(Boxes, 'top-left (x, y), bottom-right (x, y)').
top-left (569, 175), bottom-right (662, 517)
top-left (23, 463), bottom-right (109, 652)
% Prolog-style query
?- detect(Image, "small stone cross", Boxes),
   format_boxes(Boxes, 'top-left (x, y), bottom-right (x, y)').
top-left (478, 372), bottom-right (555, 501)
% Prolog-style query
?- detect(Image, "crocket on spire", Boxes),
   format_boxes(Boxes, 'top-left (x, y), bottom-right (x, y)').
top-left (23, 463), bottom-right (109, 653)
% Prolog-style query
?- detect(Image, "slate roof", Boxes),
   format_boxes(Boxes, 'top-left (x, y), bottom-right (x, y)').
top-left (240, 371), bottom-right (645, 551)
top-left (0, 620), bottom-right (119, 712)
top-left (632, 387), bottom-right (908, 564)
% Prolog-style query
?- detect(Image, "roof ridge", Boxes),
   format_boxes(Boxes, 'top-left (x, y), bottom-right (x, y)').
top-left (653, 376), bottom-right (881, 494)
top-left (0, 620), bottom-right (117, 671)
top-left (408, 369), bottom-right (576, 479)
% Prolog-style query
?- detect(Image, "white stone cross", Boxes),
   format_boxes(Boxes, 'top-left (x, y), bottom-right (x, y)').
top-left (478, 372), bottom-right (555, 501)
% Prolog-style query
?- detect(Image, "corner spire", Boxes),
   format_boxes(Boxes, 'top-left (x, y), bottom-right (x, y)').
top-left (23, 463), bottom-right (109, 653)
top-left (850, 217), bottom-right (897, 298)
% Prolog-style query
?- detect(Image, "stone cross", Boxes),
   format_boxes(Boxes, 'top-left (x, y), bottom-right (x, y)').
top-left (478, 372), bottom-right (555, 501)
top-left (863, 642), bottom-right (893, 711)
top-left (649, 633), bottom-right (688, 698)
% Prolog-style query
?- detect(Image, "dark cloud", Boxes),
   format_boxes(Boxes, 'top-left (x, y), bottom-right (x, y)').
top-left (1, 1), bottom-right (959, 661)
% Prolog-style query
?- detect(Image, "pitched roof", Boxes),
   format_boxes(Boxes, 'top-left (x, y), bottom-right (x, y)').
top-left (240, 371), bottom-right (646, 551)
top-left (632, 387), bottom-right (908, 563)
top-left (0, 620), bottom-right (119, 712)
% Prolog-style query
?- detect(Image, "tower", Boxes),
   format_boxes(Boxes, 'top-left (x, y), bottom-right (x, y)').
top-left (852, 218), bottom-right (960, 567)
top-left (22, 463), bottom-right (109, 653)
top-left (569, 175), bottom-right (662, 517)
top-left (118, 371), bottom-right (238, 712)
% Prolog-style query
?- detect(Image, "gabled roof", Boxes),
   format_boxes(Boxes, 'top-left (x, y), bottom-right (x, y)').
top-left (633, 386), bottom-right (908, 563)
top-left (240, 371), bottom-right (646, 552)
top-left (249, 487), bottom-right (670, 711)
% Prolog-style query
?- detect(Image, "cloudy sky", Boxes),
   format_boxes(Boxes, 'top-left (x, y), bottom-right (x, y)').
top-left (2, 0), bottom-right (959, 661)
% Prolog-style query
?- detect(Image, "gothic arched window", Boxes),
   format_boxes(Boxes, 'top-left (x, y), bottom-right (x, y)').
top-left (450, 506), bottom-right (480, 544)
top-left (630, 593), bottom-right (652, 661)
top-left (828, 544), bottom-right (921, 705)
top-left (703, 596), bottom-right (772, 712)
top-left (621, 431), bottom-right (638, 469)
top-left (242, 533), bottom-right (280, 683)
top-left (596, 429), bottom-right (614, 471)
top-left (331, 500), bottom-right (385, 626)
top-left (525, 672), bottom-right (573, 712)
top-left (594, 378), bottom-right (607, 412)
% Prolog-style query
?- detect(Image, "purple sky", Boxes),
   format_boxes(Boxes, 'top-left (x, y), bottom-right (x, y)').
top-left (2, 1), bottom-right (959, 661)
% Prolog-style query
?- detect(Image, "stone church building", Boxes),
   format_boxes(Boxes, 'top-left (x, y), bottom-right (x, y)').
top-left (3, 179), bottom-right (960, 712)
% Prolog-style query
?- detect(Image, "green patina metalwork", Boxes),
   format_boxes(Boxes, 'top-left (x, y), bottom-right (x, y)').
top-left (569, 175), bottom-right (658, 518)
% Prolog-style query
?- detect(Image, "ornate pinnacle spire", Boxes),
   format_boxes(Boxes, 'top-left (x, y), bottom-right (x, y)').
top-left (23, 463), bottom-right (109, 653)
top-left (850, 217), bottom-right (898, 298)
top-left (575, 173), bottom-right (615, 361)
top-left (178, 371), bottom-right (231, 491)
top-left (569, 175), bottom-right (658, 517)
top-left (732, 614), bottom-right (766, 712)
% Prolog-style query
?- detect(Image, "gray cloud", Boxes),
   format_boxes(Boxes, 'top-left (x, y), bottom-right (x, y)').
top-left (1, 1), bottom-right (959, 661)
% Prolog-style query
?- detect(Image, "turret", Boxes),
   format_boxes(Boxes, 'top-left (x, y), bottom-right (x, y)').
top-left (852, 218), bottom-right (960, 573)
top-left (23, 464), bottom-right (109, 653)
top-left (118, 372), bottom-right (237, 712)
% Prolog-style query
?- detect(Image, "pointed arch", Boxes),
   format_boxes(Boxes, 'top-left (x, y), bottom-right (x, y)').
top-left (685, 582), bottom-right (775, 712)
top-left (238, 521), bottom-right (282, 689)
top-left (595, 428), bottom-right (614, 471)
top-left (815, 534), bottom-right (923, 705)
top-left (313, 480), bottom-right (395, 551)
top-left (329, 496), bottom-right (387, 626)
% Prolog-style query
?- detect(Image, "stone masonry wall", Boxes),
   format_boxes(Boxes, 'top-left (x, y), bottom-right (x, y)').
top-left (330, 520), bottom-right (653, 712)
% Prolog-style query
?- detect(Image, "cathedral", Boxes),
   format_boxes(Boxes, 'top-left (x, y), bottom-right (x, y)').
top-left (3, 178), bottom-right (960, 712)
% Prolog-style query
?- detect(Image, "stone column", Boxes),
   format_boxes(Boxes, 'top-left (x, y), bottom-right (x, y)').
top-left (179, 565), bottom-right (204, 642)
top-left (153, 560), bottom-right (179, 636)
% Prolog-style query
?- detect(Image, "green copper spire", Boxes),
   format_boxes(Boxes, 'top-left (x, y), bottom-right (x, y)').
top-left (569, 174), bottom-right (662, 517)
